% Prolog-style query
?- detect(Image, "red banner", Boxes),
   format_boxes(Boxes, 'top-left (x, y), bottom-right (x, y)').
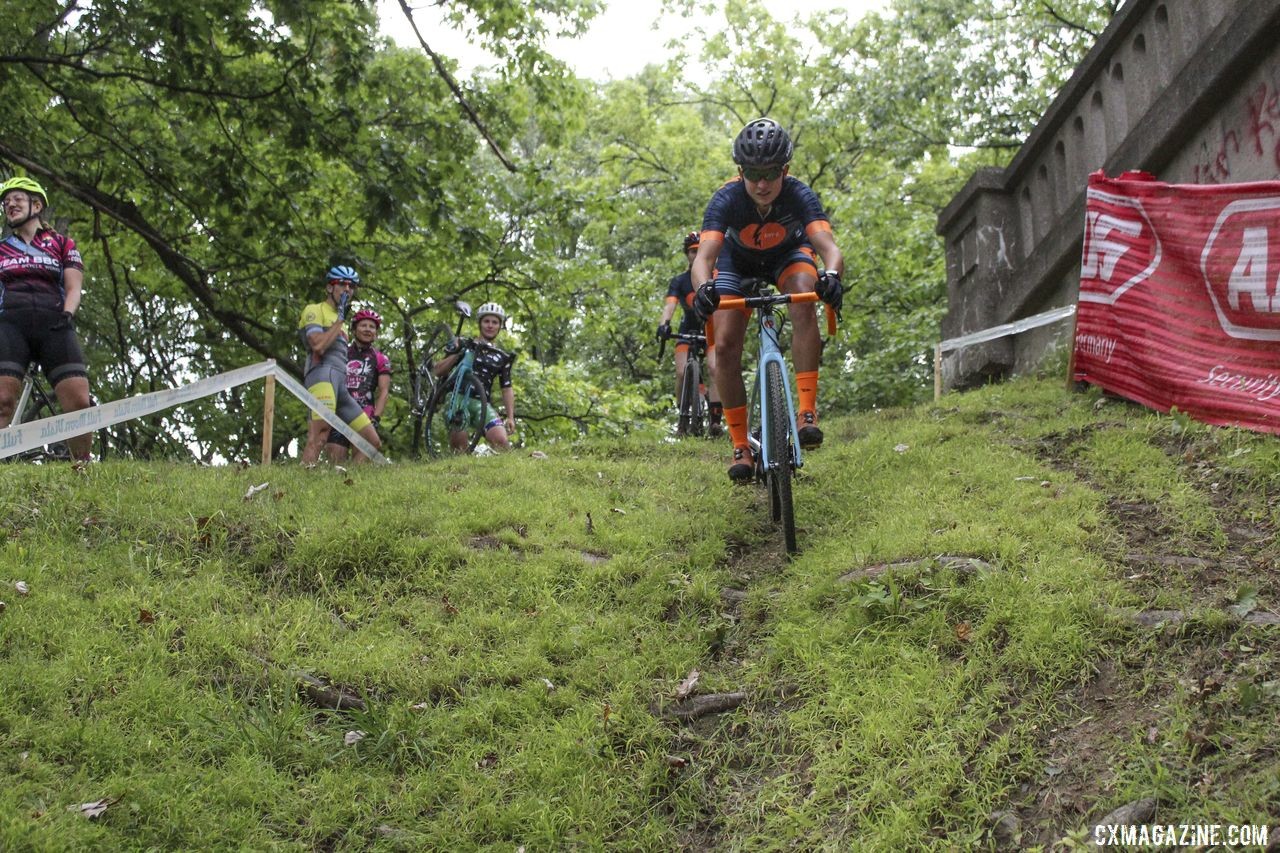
top-left (1074, 170), bottom-right (1280, 434)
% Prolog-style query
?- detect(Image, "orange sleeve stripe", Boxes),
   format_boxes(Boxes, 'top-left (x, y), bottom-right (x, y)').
top-left (804, 220), bottom-right (833, 237)
top-left (701, 230), bottom-right (725, 245)
top-left (664, 295), bottom-right (678, 305)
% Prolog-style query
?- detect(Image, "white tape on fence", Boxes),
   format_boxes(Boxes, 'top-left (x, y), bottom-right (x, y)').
top-left (269, 367), bottom-right (385, 463)
top-left (938, 304), bottom-right (1077, 354)
top-left (1, 360), bottom-right (388, 464)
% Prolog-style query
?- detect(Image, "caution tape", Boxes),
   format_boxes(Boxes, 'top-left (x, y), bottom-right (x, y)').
top-left (1, 360), bottom-right (388, 464)
top-left (938, 304), bottom-right (1077, 354)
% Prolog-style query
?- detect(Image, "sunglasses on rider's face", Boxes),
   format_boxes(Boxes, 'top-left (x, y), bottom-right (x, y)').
top-left (741, 165), bottom-right (784, 182)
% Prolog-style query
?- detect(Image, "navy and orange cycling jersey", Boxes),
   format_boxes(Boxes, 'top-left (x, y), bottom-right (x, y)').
top-left (665, 270), bottom-right (704, 333)
top-left (699, 175), bottom-right (832, 260)
top-left (0, 229), bottom-right (83, 312)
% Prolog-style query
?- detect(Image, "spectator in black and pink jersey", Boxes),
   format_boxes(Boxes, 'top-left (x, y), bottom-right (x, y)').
top-left (0, 176), bottom-right (94, 462)
top-left (325, 307), bottom-right (392, 463)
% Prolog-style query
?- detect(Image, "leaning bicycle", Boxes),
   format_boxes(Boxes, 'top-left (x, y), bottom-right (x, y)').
top-left (658, 328), bottom-right (711, 437)
top-left (717, 280), bottom-right (835, 554)
top-left (409, 300), bottom-right (471, 458)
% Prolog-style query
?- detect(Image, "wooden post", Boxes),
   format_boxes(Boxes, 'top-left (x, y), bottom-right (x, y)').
top-left (1064, 309), bottom-right (1080, 392)
top-left (261, 373), bottom-right (276, 465)
top-left (934, 344), bottom-right (943, 402)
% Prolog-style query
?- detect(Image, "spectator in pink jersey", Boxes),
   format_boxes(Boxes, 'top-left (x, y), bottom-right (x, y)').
top-left (325, 307), bottom-right (392, 462)
top-left (0, 176), bottom-right (94, 461)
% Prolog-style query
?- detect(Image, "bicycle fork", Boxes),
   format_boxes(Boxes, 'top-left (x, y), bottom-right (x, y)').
top-left (748, 318), bottom-right (804, 476)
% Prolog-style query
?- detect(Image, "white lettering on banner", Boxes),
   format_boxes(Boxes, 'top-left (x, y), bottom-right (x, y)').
top-left (1076, 333), bottom-right (1117, 363)
top-left (1082, 211), bottom-right (1143, 281)
top-left (1227, 226), bottom-right (1277, 312)
top-left (1201, 197), bottom-right (1280, 340)
top-left (1079, 188), bottom-right (1161, 305)
top-left (1198, 364), bottom-right (1280, 403)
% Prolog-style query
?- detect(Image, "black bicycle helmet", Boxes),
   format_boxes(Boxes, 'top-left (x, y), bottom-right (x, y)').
top-left (732, 118), bottom-right (794, 167)
top-left (682, 231), bottom-right (700, 251)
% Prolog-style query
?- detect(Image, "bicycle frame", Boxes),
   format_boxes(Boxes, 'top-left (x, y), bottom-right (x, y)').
top-left (747, 304), bottom-right (803, 477)
top-left (443, 345), bottom-right (481, 427)
top-left (717, 280), bottom-right (834, 553)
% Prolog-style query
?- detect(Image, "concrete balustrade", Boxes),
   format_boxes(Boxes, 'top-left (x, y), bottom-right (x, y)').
top-left (937, 0), bottom-right (1280, 390)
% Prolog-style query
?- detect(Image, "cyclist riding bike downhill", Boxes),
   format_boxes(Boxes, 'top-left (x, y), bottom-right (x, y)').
top-left (298, 265), bottom-right (383, 465)
top-left (656, 230), bottom-right (722, 436)
top-left (690, 117), bottom-right (845, 481)
top-left (432, 301), bottom-right (517, 451)
top-left (325, 307), bottom-right (392, 463)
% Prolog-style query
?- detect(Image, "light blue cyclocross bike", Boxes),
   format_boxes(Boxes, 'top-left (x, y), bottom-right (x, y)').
top-left (717, 278), bottom-right (836, 554)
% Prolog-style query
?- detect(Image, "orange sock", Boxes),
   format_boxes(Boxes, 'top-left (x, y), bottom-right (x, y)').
top-left (724, 405), bottom-right (749, 449)
top-left (796, 371), bottom-right (819, 416)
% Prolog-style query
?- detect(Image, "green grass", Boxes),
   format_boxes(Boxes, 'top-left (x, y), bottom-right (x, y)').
top-left (2, 377), bottom-right (1278, 849)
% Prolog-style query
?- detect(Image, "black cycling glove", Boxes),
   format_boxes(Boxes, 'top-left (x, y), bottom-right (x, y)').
top-left (656, 321), bottom-right (671, 343)
top-left (692, 284), bottom-right (719, 323)
top-left (443, 337), bottom-right (462, 356)
top-left (51, 311), bottom-right (75, 331)
top-left (337, 292), bottom-right (351, 321)
top-left (817, 271), bottom-right (844, 315)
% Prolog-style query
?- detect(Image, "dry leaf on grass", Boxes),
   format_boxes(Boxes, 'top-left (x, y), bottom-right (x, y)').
top-left (675, 669), bottom-right (701, 700)
top-left (15, 581), bottom-right (29, 596)
top-left (344, 730), bottom-right (367, 746)
top-left (68, 797), bottom-right (117, 819)
top-left (138, 609), bottom-right (156, 625)
top-left (954, 621), bottom-right (972, 642)
top-left (243, 482), bottom-right (270, 501)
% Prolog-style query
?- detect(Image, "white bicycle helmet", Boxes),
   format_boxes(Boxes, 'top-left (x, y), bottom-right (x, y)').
top-left (477, 302), bottom-right (507, 325)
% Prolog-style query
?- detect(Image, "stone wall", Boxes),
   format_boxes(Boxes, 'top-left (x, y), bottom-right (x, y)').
top-left (936, 0), bottom-right (1280, 390)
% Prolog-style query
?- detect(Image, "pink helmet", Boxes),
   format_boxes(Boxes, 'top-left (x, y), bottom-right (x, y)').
top-left (350, 308), bottom-right (382, 329)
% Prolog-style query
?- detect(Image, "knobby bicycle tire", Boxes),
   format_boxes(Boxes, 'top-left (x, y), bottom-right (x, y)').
top-left (677, 358), bottom-right (705, 437)
top-left (765, 360), bottom-right (797, 554)
top-left (423, 373), bottom-right (489, 459)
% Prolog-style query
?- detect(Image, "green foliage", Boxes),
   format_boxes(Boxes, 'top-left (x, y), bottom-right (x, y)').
top-left (2, 0), bottom-right (1114, 458)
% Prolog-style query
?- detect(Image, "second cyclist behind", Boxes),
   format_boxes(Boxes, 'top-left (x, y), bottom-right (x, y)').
top-left (656, 230), bottom-right (723, 437)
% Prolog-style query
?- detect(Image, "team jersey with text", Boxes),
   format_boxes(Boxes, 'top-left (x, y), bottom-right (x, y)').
top-left (0, 229), bottom-right (84, 312)
top-left (345, 343), bottom-right (392, 412)
top-left (700, 176), bottom-right (832, 262)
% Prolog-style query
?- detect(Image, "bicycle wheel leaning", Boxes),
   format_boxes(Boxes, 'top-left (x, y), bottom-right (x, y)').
top-left (677, 357), bottom-right (705, 437)
top-left (423, 374), bottom-right (489, 458)
top-left (764, 360), bottom-right (797, 554)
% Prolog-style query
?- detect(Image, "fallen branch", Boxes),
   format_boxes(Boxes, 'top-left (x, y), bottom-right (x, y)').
top-left (250, 654), bottom-right (366, 711)
top-left (667, 691), bottom-right (747, 722)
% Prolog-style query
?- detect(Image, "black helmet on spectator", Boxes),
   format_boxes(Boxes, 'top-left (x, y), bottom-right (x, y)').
top-left (732, 118), bottom-right (793, 167)
top-left (683, 231), bottom-right (700, 251)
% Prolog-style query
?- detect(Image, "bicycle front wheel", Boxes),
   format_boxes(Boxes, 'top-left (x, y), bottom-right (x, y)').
top-left (764, 360), bottom-right (797, 554)
top-left (677, 358), bottom-right (704, 437)
top-left (423, 375), bottom-right (488, 459)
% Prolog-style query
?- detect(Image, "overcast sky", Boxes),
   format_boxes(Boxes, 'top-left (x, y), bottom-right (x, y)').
top-left (377, 0), bottom-right (887, 80)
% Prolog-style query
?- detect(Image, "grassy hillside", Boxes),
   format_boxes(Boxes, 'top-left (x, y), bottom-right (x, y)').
top-left (2, 377), bottom-right (1277, 850)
